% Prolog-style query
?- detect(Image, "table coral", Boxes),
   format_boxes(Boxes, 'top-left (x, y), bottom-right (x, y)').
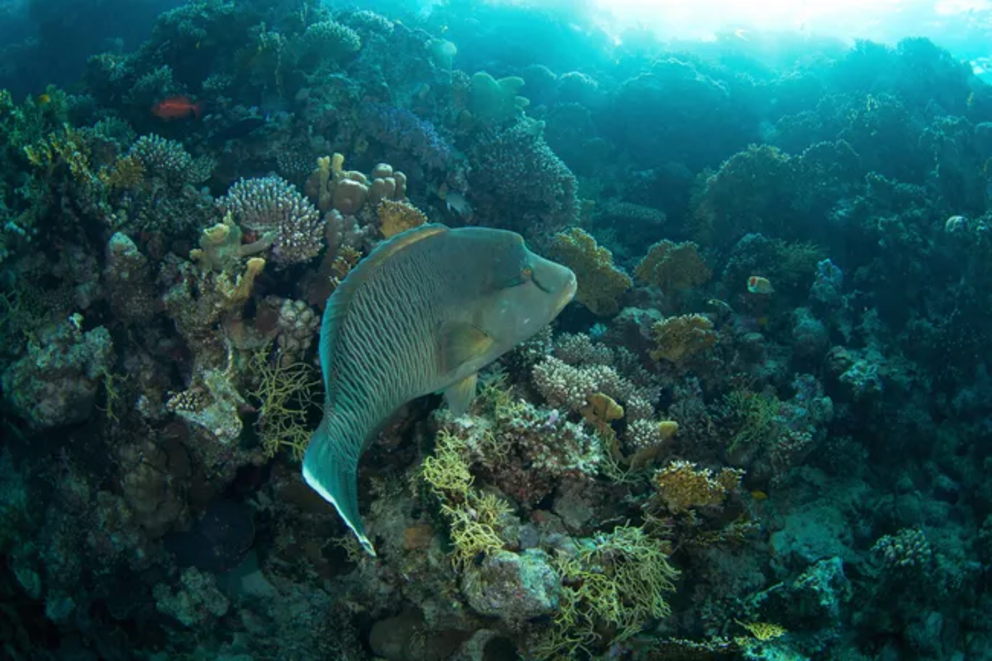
top-left (549, 228), bottom-right (632, 317)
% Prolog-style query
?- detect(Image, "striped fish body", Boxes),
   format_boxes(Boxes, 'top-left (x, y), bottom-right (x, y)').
top-left (303, 224), bottom-right (576, 555)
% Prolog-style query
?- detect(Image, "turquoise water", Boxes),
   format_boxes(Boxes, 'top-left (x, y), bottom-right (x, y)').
top-left (1, 1), bottom-right (991, 659)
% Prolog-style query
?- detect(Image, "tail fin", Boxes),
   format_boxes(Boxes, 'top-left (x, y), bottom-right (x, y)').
top-left (302, 419), bottom-right (376, 556)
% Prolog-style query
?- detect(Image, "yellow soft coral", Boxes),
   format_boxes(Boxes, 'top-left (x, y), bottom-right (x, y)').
top-left (377, 199), bottom-right (427, 238)
top-left (549, 228), bottom-right (632, 317)
top-left (634, 239), bottom-right (711, 293)
top-left (649, 314), bottom-right (717, 364)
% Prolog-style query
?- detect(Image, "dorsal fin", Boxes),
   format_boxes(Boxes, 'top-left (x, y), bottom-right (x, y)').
top-left (319, 224), bottom-right (449, 389)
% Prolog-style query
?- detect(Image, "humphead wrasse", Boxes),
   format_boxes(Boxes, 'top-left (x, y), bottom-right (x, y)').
top-left (303, 224), bottom-right (577, 555)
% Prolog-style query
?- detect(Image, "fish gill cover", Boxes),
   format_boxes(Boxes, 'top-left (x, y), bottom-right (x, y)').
top-left (0, 0), bottom-right (991, 659)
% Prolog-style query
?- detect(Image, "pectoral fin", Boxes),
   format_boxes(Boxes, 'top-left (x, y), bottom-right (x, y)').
top-left (440, 321), bottom-right (495, 373)
top-left (445, 373), bottom-right (478, 416)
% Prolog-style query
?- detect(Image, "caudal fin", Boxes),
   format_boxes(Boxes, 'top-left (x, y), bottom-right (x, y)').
top-left (302, 420), bottom-right (376, 556)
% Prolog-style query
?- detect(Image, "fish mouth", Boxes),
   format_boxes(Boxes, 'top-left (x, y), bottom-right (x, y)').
top-left (556, 270), bottom-right (578, 312)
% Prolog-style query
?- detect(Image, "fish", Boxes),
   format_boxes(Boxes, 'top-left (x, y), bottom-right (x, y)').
top-left (444, 191), bottom-right (473, 218)
top-left (303, 224), bottom-right (577, 556)
top-left (152, 96), bottom-right (203, 121)
top-left (747, 275), bottom-right (775, 295)
top-left (36, 93), bottom-right (51, 106)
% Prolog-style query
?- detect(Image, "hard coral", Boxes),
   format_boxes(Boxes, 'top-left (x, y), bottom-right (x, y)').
top-left (218, 175), bottom-right (325, 267)
top-left (649, 314), bottom-right (717, 364)
top-left (653, 460), bottom-right (742, 514)
top-left (539, 525), bottom-right (678, 658)
top-left (376, 199), bottom-right (427, 238)
top-left (635, 239), bottom-right (712, 293)
top-left (549, 228), bottom-right (631, 317)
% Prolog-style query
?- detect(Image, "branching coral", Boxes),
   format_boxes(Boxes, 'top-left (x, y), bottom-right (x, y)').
top-left (218, 175), bottom-right (325, 267)
top-left (538, 525), bottom-right (679, 658)
top-left (649, 314), bottom-right (718, 364)
top-left (421, 429), bottom-right (513, 571)
top-left (549, 228), bottom-right (632, 317)
top-left (471, 118), bottom-right (579, 236)
top-left (248, 349), bottom-right (320, 461)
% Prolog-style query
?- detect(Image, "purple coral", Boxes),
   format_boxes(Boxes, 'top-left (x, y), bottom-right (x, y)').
top-left (360, 102), bottom-right (453, 170)
top-left (218, 176), bottom-right (325, 267)
top-left (471, 118), bottom-right (579, 235)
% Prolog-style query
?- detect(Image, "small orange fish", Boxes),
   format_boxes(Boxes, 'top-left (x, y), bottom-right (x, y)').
top-left (747, 275), bottom-right (775, 295)
top-left (152, 96), bottom-right (203, 121)
top-left (750, 490), bottom-right (768, 501)
top-left (36, 93), bottom-right (51, 106)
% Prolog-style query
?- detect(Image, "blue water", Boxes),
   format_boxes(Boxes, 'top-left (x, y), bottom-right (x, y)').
top-left (1, 1), bottom-right (991, 659)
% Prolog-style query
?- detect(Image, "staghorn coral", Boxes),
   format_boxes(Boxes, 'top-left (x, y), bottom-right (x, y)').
top-left (549, 228), bottom-right (632, 317)
top-left (218, 175), bottom-right (325, 267)
top-left (635, 239), bottom-right (712, 293)
top-left (649, 314), bottom-right (718, 364)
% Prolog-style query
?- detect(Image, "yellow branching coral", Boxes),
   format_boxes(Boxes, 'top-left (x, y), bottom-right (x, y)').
top-left (634, 239), bottom-right (711, 293)
top-left (549, 228), bottom-right (632, 317)
top-left (539, 525), bottom-right (679, 658)
top-left (377, 199), bottom-right (427, 238)
top-left (248, 349), bottom-right (321, 460)
top-left (421, 429), bottom-right (474, 497)
top-left (650, 314), bottom-right (717, 364)
top-left (737, 620), bottom-right (787, 641)
top-left (653, 460), bottom-right (743, 514)
top-left (421, 429), bottom-right (513, 570)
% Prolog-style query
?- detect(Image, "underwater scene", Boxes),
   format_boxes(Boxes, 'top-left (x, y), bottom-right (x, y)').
top-left (2, 0), bottom-right (992, 659)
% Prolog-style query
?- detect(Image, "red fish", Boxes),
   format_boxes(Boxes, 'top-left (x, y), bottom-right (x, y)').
top-left (152, 96), bottom-right (203, 120)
